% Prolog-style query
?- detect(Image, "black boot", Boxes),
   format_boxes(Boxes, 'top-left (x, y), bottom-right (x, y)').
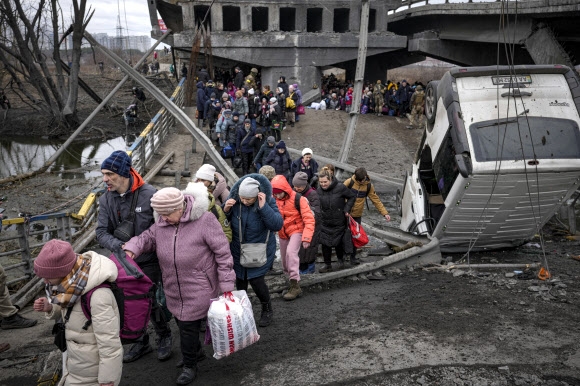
top-left (0, 313), bottom-right (37, 330)
top-left (259, 302), bottom-right (273, 327)
top-left (176, 366), bottom-right (197, 385)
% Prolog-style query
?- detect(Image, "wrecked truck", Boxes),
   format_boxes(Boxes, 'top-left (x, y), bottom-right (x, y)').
top-left (397, 65), bottom-right (580, 253)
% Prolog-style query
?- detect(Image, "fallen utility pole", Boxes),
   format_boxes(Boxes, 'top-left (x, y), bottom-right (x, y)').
top-left (335, 0), bottom-right (370, 180)
top-left (0, 29), bottom-right (172, 186)
top-left (82, 32), bottom-right (239, 184)
top-left (428, 263), bottom-right (542, 271)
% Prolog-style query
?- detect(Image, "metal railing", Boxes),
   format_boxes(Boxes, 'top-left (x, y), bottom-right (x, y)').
top-left (0, 77), bottom-right (186, 286)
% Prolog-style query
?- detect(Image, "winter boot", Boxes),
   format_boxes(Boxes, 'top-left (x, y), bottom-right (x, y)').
top-left (259, 302), bottom-right (273, 327)
top-left (283, 280), bottom-right (303, 301)
top-left (306, 262), bottom-right (316, 274)
top-left (337, 259), bottom-right (345, 270)
top-left (351, 255), bottom-right (361, 266)
top-left (176, 366), bottom-right (197, 385)
top-left (0, 313), bottom-right (37, 330)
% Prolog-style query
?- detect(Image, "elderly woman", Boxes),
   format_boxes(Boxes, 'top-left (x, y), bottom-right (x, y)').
top-left (193, 163), bottom-right (230, 206)
top-left (316, 168), bottom-right (356, 273)
top-left (124, 187), bottom-right (235, 385)
top-left (33, 239), bottom-right (122, 386)
top-left (223, 174), bottom-right (282, 327)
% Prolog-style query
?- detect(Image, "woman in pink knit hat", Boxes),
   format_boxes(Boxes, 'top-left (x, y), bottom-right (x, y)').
top-left (33, 239), bottom-right (122, 386)
top-left (123, 187), bottom-right (235, 385)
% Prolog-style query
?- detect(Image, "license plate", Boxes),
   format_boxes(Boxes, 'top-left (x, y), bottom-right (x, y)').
top-left (491, 75), bottom-right (532, 85)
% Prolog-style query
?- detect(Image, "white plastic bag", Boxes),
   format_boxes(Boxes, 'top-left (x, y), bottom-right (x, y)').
top-left (207, 290), bottom-right (260, 359)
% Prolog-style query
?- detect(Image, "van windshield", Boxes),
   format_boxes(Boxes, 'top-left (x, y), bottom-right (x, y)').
top-left (470, 117), bottom-right (580, 162)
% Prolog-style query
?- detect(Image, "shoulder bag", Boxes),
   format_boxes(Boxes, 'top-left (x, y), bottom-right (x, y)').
top-left (238, 204), bottom-right (270, 268)
top-left (113, 187), bottom-right (140, 242)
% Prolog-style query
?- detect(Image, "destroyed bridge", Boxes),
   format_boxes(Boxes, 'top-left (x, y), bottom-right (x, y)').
top-left (148, 0), bottom-right (580, 93)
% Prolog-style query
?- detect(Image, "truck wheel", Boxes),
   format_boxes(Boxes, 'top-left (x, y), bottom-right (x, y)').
top-left (425, 81), bottom-right (438, 124)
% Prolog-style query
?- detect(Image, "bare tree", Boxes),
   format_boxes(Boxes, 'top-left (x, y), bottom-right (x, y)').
top-left (0, 0), bottom-right (93, 131)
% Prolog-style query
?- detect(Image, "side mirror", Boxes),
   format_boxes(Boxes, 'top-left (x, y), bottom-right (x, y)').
top-left (455, 153), bottom-right (472, 178)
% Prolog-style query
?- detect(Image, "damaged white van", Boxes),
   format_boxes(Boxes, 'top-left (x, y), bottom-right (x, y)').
top-left (397, 65), bottom-right (580, 252)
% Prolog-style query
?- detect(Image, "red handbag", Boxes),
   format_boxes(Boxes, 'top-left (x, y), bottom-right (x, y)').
top-left (348, 215), bottom-right (369, 248)
top-left (296, 104), bottom-right (305, 115)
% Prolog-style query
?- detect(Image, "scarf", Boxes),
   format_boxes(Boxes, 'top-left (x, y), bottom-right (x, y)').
top-left (45, 254), bottom-right (92, 308)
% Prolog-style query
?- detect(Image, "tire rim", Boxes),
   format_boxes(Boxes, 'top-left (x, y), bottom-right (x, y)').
top-left (426, 87), bottom-right (435, 119)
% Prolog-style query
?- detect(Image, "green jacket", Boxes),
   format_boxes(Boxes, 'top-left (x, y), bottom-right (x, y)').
top-left (208, 193), bottom-right (232, 242)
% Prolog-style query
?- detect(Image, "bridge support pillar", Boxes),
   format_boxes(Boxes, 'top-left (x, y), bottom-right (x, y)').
top-left (525, 23), bottom-right (576, 72)
top-left (269, 4), bottom-right (280, 31)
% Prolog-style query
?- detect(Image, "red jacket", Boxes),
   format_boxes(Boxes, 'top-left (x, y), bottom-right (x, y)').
top-left (271, 175), bottom-right (315, 242)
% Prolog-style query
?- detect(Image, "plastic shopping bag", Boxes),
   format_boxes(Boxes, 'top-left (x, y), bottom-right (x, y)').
top-left (349, 214), bottom-right (369, 248)
top-left (207, 290), bottom-right (260, 359)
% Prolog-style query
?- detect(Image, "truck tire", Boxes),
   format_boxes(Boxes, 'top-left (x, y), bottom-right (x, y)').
top-left (425, 81), bottom-right (439, 124)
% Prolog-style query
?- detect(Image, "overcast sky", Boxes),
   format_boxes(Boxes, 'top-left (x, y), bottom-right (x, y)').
top-left (62, 0), bottom-right (156, 40)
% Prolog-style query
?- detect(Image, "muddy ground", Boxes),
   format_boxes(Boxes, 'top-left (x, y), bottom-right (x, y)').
top-left (1, 81), bottom-right (580, 385)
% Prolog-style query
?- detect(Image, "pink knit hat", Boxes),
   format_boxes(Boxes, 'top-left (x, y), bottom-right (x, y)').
top-left (34, 240), bottom-right (77, 279)
top-left (150, 187), bottom-right (184, 215)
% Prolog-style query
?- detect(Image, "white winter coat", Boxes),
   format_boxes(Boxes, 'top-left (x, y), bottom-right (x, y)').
top-left (45, 251), bottom-right (122, 386)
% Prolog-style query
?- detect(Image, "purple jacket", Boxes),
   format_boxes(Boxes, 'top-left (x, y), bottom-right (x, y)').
top-left (125, 193), bottom-right (235, 321)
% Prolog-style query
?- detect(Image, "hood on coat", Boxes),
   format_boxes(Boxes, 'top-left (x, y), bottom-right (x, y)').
top-left (80, 251), bottom-right (118, 293)
top-left (183, 182), bottom-right (210, 221)
top-left (196, 81), bottom-right (204, 88)
top-left (271, 175), bottom-right (293, 198)
top-left (228, 173), bottom-right (272, 202)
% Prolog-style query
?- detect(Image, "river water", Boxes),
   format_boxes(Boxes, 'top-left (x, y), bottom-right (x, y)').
top-left (0, 135), bottom-right (133, 179)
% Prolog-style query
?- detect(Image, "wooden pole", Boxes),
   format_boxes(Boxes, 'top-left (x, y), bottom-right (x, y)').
top-left (335, 0), bottom-right (370, 180)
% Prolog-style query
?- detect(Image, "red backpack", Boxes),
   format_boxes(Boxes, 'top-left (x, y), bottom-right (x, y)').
top-left (80, 253), bottom-right (154, 344)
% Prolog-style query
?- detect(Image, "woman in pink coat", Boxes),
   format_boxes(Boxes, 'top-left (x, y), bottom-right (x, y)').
top-left (124, 187), bottom-right (235, 385)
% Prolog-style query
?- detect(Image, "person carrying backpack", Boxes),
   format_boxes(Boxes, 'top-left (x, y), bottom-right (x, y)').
top-left (270, 175), bottom-right (315, 301)
top-left (124, 188), bottom-right (235, 385)
top-left (96, 150), bottom-right (173, 363)
top-left (33, 240), bottom-right (122, 386)
top-left (344, 167), bottom-right (391, 265)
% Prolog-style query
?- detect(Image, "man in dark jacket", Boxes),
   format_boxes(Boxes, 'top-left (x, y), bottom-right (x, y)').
top-left (396, 79), bottom-right (413, 115)
top-left (236, 119), bottom-right (256, 175)
top-left (96, 150), bottom-right (172, 363)
top-left (181, 63), bottom-right (188, 79)
top-left (265, 140), bottom-right (292, 180)
top-left (234, 67), bottom-right (244, 90)
top-left (204, 80), bottom-right (216, 101)
top-left (249, 128), bottom-right (266, 165)
top-left (196, 81), bottom-right (208, 126)
top-left (277, 76), bottom-right (289, 98)
top-left (290, 147), bottom-right (319, 185)
top-left (198, 67), bottom-right (210, 84)
top-left (253, 135), bottom-right (275, 171)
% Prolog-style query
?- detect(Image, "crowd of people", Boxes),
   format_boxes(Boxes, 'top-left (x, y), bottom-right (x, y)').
top-left (318, 73), bottom-right (427, 127)
top-left (0, 143), bottom-right (392, 385)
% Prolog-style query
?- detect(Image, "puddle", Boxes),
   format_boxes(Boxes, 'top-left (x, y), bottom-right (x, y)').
top-left (0, 135), bottom-right (132, 179)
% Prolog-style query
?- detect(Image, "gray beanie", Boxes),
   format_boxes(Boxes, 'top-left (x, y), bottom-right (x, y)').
top-left (239, 177), bottom-right (260, 198)
top-left (267, 136), bottom-right (275, 144)
top-left (292, 172), bottom-right (308, 188)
